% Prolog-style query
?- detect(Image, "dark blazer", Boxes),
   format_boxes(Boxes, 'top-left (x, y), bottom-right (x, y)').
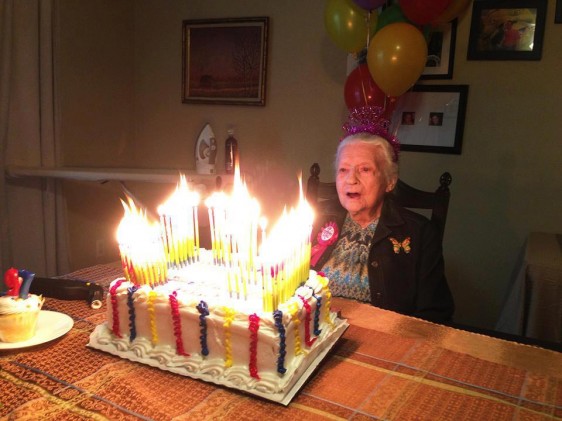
top-left (311, 196), bottom-right (454, 323)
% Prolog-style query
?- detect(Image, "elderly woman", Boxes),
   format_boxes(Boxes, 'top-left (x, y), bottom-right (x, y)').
top-left (310, 111), bottom-right (454, 322)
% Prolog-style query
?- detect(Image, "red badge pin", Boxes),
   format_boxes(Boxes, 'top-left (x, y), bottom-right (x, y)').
top-left (311, 222), bottom-right (339, 266)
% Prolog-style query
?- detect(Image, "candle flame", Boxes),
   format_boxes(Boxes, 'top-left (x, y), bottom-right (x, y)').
top-left (115, 170), bottom-right (316, 311)
top-left (158, 174), bottom-right (200, 215)
top-left (117, 197), bottom-right (167, 286)
top-left (157, 175), bottom-right (201, 267)
top-left (298, 171), bottom-right (304, 201)
top-left (117, 197), bottom-right (156, 244)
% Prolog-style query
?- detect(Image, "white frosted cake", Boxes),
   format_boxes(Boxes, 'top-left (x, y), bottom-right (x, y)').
top-left (88, 174), bottom-right (347, 404)
top-left (88, 266), bottom-right (346, 403)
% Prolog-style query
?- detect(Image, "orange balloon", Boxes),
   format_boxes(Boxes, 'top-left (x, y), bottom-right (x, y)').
top-left (366, 23), bottom-right (427, 97)
top-left (432, 0), bottom-right (471, 24)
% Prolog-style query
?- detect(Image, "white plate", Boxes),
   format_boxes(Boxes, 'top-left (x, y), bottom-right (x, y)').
top-left (0, 310), bottom-right (74, 350)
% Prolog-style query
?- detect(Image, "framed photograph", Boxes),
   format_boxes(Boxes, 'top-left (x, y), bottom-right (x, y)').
top-left (392, 85), bottom-right (469, 155)
top-left (420, 19), bottom-right (457, 80)
top-left (182, 17), bottom-right (269, 106)
top-left (556, 0), bottom-right (562, 24)
top-left (467, 0), bottom-right (546, 61)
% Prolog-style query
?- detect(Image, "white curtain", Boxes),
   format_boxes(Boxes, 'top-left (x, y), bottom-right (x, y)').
top-left (0, 0), bottom-right (69, 278)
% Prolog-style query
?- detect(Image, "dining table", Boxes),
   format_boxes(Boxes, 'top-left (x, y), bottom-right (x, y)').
top-left (2, 262), bottom-right (562, 420)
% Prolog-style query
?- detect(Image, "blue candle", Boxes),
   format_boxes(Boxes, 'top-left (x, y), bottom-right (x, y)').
top-left (18, 269), bottom-right (35, 299)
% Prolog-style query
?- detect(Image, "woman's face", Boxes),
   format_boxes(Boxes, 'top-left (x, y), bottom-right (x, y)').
top-left (336, 142), bottom-right (393, 226)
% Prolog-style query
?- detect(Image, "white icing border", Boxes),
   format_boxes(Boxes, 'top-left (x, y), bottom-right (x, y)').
top-left (88, 316), bottom-right (348, 405)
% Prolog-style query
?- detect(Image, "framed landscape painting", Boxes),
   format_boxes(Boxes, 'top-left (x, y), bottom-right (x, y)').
top-left (182, 17), bottom-right (269, 106)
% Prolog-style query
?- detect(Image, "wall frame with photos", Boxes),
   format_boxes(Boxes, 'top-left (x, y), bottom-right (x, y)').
top-left (392, 85), bottom-right (468, 155)
top-left (556, 0), bottom-right (562, 23)
top-left (182, 17), bottom-right (269, 106)
top-left (467, 0), bottom-right (546, 61)
top-left (420, 19), bottom-right (457, 80)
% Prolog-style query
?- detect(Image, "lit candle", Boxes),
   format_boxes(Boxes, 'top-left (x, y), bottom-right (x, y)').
top-left (158, 175), bottom-right (200, 267)
top-left (117, 197), bottom-right (167, 287)
top-left (113, 168), bottom-right (317, 314)
top-left (259, 217), bottom-right (267, 253)
top-left (194, 205), bottom-right (200, 261)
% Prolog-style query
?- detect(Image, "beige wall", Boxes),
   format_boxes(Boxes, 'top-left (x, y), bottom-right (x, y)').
top-left (56, 0), bottom-right (562, 329)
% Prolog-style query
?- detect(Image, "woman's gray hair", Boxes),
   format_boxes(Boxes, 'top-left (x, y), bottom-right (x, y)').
top-left (335, 133), bottom-right (399, 185)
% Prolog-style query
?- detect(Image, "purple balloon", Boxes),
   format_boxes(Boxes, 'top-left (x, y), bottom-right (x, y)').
top-left (352, 0), bottom-right (386, 11)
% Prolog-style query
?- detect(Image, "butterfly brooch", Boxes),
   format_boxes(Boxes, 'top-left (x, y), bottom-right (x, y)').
top-left (389, 237), bottom-right (411, 254)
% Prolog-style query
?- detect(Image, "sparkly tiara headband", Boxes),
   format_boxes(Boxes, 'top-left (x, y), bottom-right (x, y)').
top-left (341, 106), bottom-right (400, 162)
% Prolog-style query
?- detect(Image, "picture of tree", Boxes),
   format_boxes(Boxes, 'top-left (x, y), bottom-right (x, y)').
top-left (183, 18), bottom-right (268, 105)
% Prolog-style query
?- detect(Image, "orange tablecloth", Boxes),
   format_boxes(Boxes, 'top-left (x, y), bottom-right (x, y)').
top-left (2, 263), bottom-right (562, 420)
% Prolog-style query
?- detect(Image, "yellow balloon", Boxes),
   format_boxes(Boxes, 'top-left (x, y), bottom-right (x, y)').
top-left (433, 0), bottom-right (471, 24)
top-left (324, 0), bottom-right (378, 53)
top-left (367, 22), bottom-right (427, 97)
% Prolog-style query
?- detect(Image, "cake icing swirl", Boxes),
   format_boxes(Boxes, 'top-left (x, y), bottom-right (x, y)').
top-left (0, 294), bottom-right (44, 315)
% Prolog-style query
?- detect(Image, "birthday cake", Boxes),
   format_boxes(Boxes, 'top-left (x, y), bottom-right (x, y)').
top-left (88, 174), bottom-right (347, 404)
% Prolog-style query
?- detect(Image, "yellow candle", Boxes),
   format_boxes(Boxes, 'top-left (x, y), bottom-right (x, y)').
top-left (208, 207), bottom-right (216, 263)
top-left (194, 206), bottom-right (200, 260)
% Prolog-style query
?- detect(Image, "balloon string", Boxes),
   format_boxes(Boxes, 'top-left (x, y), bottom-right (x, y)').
top-left (366, 11), bottom-right (371, 49)
top-left (359, 65), bottom-right (368, 105)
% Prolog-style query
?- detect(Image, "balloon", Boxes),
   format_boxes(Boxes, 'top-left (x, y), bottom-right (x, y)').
top-left (432, 0), bottom-right (471, 24)
top-left (375, 4), bottom-right (410, 32)
top-left (352, 0), bottom-right (386, 11)
top-left (324, 0), bottom-right (378, 53)
top-left (367, 22), bottom-right (428, 97)
top-left (344, 64), bottom-right (386, 110)
top-left (399, 0), bottom-right (453, 26)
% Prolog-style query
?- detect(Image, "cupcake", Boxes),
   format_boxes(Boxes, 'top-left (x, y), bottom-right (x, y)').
top-left (0, 268), bottom-right (44, 343)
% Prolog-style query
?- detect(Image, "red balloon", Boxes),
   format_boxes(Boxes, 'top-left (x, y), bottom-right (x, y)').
top-left (352, 0), bottom-right (386, 11)
top-left (344, 64), bottom-right (386, 110)
top-left (432, 0), bottom-right (471, 24)
top-left (399, 0), bottom-right (453, 25)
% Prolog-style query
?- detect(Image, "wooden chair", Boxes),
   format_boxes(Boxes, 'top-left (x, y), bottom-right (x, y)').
top-left (306, 163), bottom-right (452, 242)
